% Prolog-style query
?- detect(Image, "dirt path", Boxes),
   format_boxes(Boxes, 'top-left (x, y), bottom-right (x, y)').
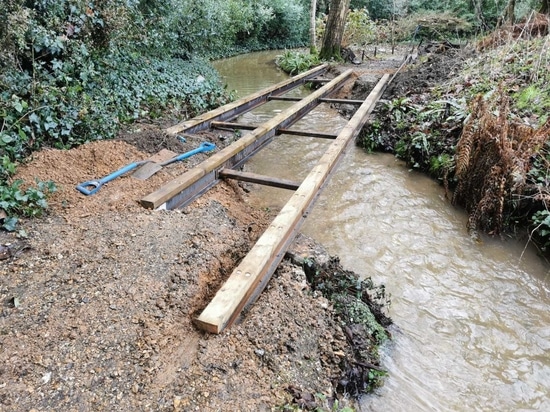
top-left (0, 52), bottom-right (411, 410)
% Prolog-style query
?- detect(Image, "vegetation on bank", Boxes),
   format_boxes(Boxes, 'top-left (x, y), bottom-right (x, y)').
top-left (361, 21), bottom-right (550, 250)
top-left (302, 256), bottom-right (392, 396)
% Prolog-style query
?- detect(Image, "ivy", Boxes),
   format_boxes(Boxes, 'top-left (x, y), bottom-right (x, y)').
top-left (0, 179), bottom-right (56, 231)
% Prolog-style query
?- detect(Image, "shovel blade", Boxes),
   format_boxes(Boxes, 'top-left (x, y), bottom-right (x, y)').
top-left (132, 162), bottom-right (163, 180)
top-left (132, 149), bottom-right (177, 180)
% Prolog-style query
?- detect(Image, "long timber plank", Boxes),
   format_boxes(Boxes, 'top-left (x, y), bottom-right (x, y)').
top-left (195, 73), bottom-right (391, 334)
top-left (140, 69), bottom-right (353, 210)
top-left (166, 64), bottom-right (328, 135)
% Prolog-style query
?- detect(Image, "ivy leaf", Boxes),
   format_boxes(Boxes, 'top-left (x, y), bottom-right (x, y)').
top-left (1, 134), bottom-right (14, 144)
top-left (13, 101), bottom-right (23, 113)
top-left (3, 216), bottom-right (18, 232)
top-left (44, 121), bottom-right (58, 131)
top-left (29, 113), bottom-right (40, 124)
top-left (52, 59), bottom-right (63, 71)
top-left (14, 190), bottom-right (28, 202)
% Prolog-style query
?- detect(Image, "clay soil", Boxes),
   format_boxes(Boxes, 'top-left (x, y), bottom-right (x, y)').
top-left (0, 48), bottom-right (431, 411)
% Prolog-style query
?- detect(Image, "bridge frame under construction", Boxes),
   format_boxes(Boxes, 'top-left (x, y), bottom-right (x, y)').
top-left (139, 59), bottom-right (408, 333)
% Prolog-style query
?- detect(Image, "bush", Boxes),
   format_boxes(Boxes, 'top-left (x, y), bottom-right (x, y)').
top-left (276, 50), bottom-right (320, 74)
top-left (393, 11), bottom-right (473, 41)
top-left (342, 8), bottom-right (379, 47)
top-left (0, 179), bottom-right (56, 231)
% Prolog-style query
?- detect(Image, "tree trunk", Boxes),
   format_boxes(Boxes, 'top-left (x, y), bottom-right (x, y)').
top-left (319, 0), bottom-right (350, 61)
top-left (471, 0), bottom-right (488, 31)
top-left (310, 0), bottom-right (317, 54)
top-left (502, 0), bottom-right (516, 25)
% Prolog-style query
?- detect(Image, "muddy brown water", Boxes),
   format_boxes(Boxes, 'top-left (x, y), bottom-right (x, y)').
top-left (213, 51), bottom-right (550, 411)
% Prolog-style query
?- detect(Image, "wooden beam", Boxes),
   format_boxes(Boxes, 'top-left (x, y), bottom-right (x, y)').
top-left (140, 69), bottom-right (353, 210)
top-left (269, 96), bottom-right (364, 105)
top-left (166, 64), bottom-right (328, 135)
top-left (277, 129), bottom-right (338, 139)
top-left (319, 98), bottom-right (364, 105)
top-left (268, 96), bottom-right (302, 102)
top-left (211, 121), bottom-right (257, 130)
top-left (212, 124), bottom-right (339, 139)
top-left (195, 73), bottom-right (391, 334)
top-left (218, 169), bottom-right (300, 190)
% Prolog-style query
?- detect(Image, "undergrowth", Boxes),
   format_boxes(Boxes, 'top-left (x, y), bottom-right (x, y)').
top-left (0, 179), bottom-right (56, 232)
top-left (276, 50), bottom-right (321, 74)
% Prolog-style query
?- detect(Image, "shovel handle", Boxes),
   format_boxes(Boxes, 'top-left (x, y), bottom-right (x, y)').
top-left (76, 162), bottom-right (142, 196)
top-left (162, 142), bottom-right (216, 165)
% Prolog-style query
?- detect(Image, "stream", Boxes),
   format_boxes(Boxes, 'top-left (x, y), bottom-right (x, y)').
top-left (213, 51), bottom-right (550, 411)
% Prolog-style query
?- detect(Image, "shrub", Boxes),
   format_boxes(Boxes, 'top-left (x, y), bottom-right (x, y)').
top-left (0, 179), bottom-right (56, 231)
top-left (276, 50), bottom-right (320, 74)
top-left (342, 8), bottom-right (378, 47)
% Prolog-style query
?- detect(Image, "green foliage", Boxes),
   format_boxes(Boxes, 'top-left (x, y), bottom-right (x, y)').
top-left (276, 50), bottom-right (320, 75)
top-left (407, 0), bottom-right (498, 30)
top-left (259, 0), bottom-right (309, 49)
top-left (361, 96), bottom-right (465, 180)
top-left (0, 179), bottom-right (56, 231)
top-left (343, 8), bottom-right (378, 46)
top-left (447, 36), bottom-right (550, 124)
top-left (159, 0), bottom-right (308, 58)
top-left (350, 0), bottom-right (393, 20)
top-left (515, 85), bottom-right (550, 124)
top-left (316, 6), bottom-right (390, 50)
top-left (360, 120), bottom-right (383, 153)
top-left (531, 209), bottom-right (550, 251)
top-left (394, 11), bottom-right (473, 41)
top-left (1, 51), bottom-right (229, 154)
top-left (429, 153), bottom-right (454, 177)
top-left (527, 141), bottom-right (550, 249)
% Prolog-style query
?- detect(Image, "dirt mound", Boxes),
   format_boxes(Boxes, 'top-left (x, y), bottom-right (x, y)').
top-left (14, 127), bottom-right (224, 218)
top-left (384, 49), bottom-right (466, 99)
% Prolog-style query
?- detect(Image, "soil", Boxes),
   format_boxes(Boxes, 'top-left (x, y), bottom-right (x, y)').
top-left (0, 46), bottom-right (434, 411)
